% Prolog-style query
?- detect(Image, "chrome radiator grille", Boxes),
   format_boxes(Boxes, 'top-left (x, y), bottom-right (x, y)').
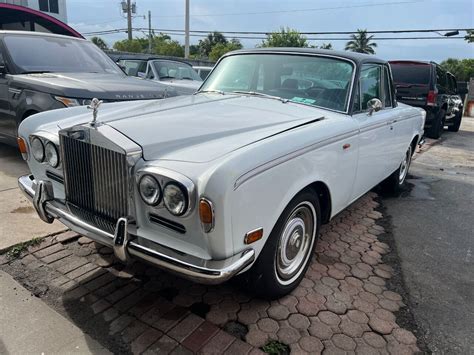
top-left (61, 135), bottom-right (129, 227)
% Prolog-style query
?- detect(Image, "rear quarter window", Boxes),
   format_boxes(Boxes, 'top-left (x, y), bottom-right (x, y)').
top-left (390, 63), bottom-right (431, 86)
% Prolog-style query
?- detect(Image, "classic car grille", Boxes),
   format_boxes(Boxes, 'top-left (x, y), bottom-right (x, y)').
top-left (61, 135), bottom-right (129, 227)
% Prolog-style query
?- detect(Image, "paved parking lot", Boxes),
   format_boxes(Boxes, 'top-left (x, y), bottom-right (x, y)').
top-left (1, 192), bottom-right (420, 354)
top-left (0, 143), bottom-right (65, 251)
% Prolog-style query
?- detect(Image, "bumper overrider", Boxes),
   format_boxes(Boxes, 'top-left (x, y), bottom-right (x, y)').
top-left (18, 175), bottom-right (255, 284)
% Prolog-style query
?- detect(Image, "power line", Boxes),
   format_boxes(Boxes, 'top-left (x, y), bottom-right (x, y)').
top-left (83, 27), bottom-right (473, 36)
top-left (83, 28), bottom-right (467, 41)
top-left (149, 0), bottom-right (423, 18)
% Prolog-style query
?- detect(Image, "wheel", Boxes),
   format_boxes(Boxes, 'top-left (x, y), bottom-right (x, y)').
top-left (382, 144), bottom-right (413, 193)
top-left (245, 189), bottom-right (320, 299)
top-left (448, 111), bottom-right (462, 132)
top-left (426, 109), bottom-right (445, 139)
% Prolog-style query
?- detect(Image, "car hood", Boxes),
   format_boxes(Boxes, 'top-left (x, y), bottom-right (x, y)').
top-left (65, 94), bottom-right (325, 163)
top-left (13, 72), bottom-right (173, 100)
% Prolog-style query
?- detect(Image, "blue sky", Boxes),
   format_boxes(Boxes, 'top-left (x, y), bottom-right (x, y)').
top-left (68, 0), bottom-right (473, 62)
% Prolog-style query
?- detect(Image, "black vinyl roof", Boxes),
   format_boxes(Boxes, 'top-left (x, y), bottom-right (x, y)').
top-left (229, 47), bottom-right (387, 65)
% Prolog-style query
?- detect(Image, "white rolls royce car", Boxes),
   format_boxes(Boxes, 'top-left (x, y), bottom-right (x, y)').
top-left (17, 48), bottom-right (425, 298)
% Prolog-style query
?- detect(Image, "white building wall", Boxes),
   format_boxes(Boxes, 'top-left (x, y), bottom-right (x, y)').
top-left (0, 0), bottom-right (68, 23)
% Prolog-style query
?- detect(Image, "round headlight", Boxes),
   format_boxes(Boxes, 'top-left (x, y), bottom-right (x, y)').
top-left (31, 137), bottom-right (44, 162)
top-left (139, 175), bottom-right (161, 206)
top-left (163, 182), bottom-right (188, 216)
top-left (45, 142), bottom-right (59, 168)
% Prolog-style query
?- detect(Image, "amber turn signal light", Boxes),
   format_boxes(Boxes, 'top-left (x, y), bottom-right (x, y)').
top-left (17, 137), bottom-right (28, 160)
top-left (199, 198), bottom-right (214, 233)
top-left (244, 228), bottom-right (263, 244)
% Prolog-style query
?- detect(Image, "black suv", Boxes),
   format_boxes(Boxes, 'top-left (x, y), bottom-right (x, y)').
top-left (389, 60), bottom-right (463, 139)
top-left (0, 31), bottom-right (176, 146)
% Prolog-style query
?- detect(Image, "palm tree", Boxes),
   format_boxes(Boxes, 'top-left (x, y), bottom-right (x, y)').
top-left (345, 29), bottom-right (377, 54)
top-left (91, 36), bottom-right (108, 50)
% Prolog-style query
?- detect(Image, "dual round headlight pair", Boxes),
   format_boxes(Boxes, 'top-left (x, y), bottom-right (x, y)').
top-left (139, 175), bottom-right (188, 216)
top-left (30, 136), bottom-right (60, 168)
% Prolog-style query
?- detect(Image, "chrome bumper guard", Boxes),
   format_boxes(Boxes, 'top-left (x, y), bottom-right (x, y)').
top-left (18, 175), bottom-right (255, 285)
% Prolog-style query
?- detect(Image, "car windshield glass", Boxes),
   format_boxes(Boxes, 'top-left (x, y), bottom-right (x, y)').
top-left (200, 54), bottom-right (354, 112)
top-left (390, 63), bottom-right (431, 86)
top-left (152, 61), bottom-right (202, 81)
top-left (4, 35), bottom-right (122, 74)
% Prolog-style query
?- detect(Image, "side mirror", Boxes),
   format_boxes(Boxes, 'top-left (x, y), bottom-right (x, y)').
top-left (367, 98), bottom-right (382, 116)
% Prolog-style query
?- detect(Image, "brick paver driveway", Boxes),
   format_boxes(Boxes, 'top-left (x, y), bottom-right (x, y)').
top-left (1, 192), bottom-right (420, 354)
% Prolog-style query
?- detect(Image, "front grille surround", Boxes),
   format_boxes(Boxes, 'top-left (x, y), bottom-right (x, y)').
top-left (59, 125), bottom-right (142, 229)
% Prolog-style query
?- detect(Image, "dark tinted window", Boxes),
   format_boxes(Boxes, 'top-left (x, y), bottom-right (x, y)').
top-left (390, 62), bottom-right (431, 85)
top-left (436, 66), bottom-right (448, 94)
top-left (39, 0), bottom-right (48, 11)
top-left (4, 35), bottom-right (122, 74)
top-left (49, 0), bottom-right (59, 13)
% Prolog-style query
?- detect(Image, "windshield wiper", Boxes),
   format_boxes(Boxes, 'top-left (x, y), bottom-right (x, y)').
top-left (231, 91), bottom-right (289, 103)
top-left (159, 76), bottom-right (175, 80)
top-left (195, 89), bottom-right (225, 95)
top-left (181, 77), bottom-right (195, 80)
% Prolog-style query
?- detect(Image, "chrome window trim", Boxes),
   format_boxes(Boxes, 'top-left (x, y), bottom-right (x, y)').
top-left (207, 51), bottom-right (357, 115)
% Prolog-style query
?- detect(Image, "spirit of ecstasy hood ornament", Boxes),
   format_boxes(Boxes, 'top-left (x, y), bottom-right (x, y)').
top-left (87, 98), bottom-right (103, 127)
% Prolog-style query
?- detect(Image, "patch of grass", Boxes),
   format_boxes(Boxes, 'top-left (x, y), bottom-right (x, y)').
top-left (6, 237), bottom-right (42, 259)
top-left (261, 340), bottom-right (290, 355)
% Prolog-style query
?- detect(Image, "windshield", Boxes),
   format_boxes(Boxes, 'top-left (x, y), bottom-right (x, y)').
top-left (4, 35), bottom-right (122, 74)
top-left (390, 63), bottom-right (431, 86)
top-left (200, 54), bottom-right (354, 112)
top-left (152, 61), bottom-right (202, 81)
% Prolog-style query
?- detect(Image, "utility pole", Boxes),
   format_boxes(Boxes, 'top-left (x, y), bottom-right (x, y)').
top-left (127, 0), bottom-right (132, 40)
top-left (148, 10), bottom-right (152, 53)
top-left (184, 0), bottom-right (190, 58)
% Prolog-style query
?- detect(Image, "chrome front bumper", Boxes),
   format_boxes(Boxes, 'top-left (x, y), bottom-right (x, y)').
top-left (18, 175), bottom-right (255, 285)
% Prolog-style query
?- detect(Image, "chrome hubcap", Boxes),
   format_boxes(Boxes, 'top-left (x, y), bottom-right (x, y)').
top-left (276, 202), bottom-right (316, 285)
top-left (399, 146), bottom-right (412, 184)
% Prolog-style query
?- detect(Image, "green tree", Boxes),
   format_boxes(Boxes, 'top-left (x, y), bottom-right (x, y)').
top-left (345, 29), bottom-right (377, 54)
top-left (440, 58), bottom-right (474, 81)
top-left (91, 36), bottom-right (108, 50)
top-left (152, 34), bottom-right (184, 57)
top-left (465, 30), bottom-right (474, 43)
top-left (199, 31), bottom-right (228, 57)
top-left (209, 40), bottom-right (243, 61)
top-left (319, 43), bottom-right (333, 50)
top-left (260, 27), bottom-right (309, 47)
top-left (113, 38), bottom-right (148, 53)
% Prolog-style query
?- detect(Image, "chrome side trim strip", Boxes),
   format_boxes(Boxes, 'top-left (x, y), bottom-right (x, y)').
top-left (234, 129), bottom-right (359, 190)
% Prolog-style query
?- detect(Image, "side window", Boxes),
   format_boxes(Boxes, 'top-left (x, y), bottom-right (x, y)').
top-left (383, 66), bottom-right (393, 108)
top-left (359, 64), bottom-right (381, 111)
top-left (451, 76), bottom-right (458, 94)
top-left (436, 66), bottom-right (447, 94)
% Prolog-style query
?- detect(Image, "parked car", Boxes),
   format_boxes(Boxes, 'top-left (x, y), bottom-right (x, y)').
top-left (0, 31), bottom-right (176, 146)
top-left (119, 58), bottom-right (203, 95)
top-left (18, 48), bottom-right (424, 298)
top-left (389, 60), bottom-right (462, 138)
top-left (193, 65), bottom-right (213, 80)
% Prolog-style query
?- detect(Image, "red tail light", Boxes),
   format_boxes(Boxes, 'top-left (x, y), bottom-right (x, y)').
top-left (427, 90), bottom-right (437, 106)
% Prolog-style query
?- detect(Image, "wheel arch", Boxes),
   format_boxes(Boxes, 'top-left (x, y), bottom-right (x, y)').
top-left (22, 110), bottom-right (39, 121)
top-left (410, 134), bottom-right (419, 156)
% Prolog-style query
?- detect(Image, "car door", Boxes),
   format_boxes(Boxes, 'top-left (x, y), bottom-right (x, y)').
top-left (0, 42), bottom-right (13, 141)
top-left (350, 63), bottom-right (398, 202)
